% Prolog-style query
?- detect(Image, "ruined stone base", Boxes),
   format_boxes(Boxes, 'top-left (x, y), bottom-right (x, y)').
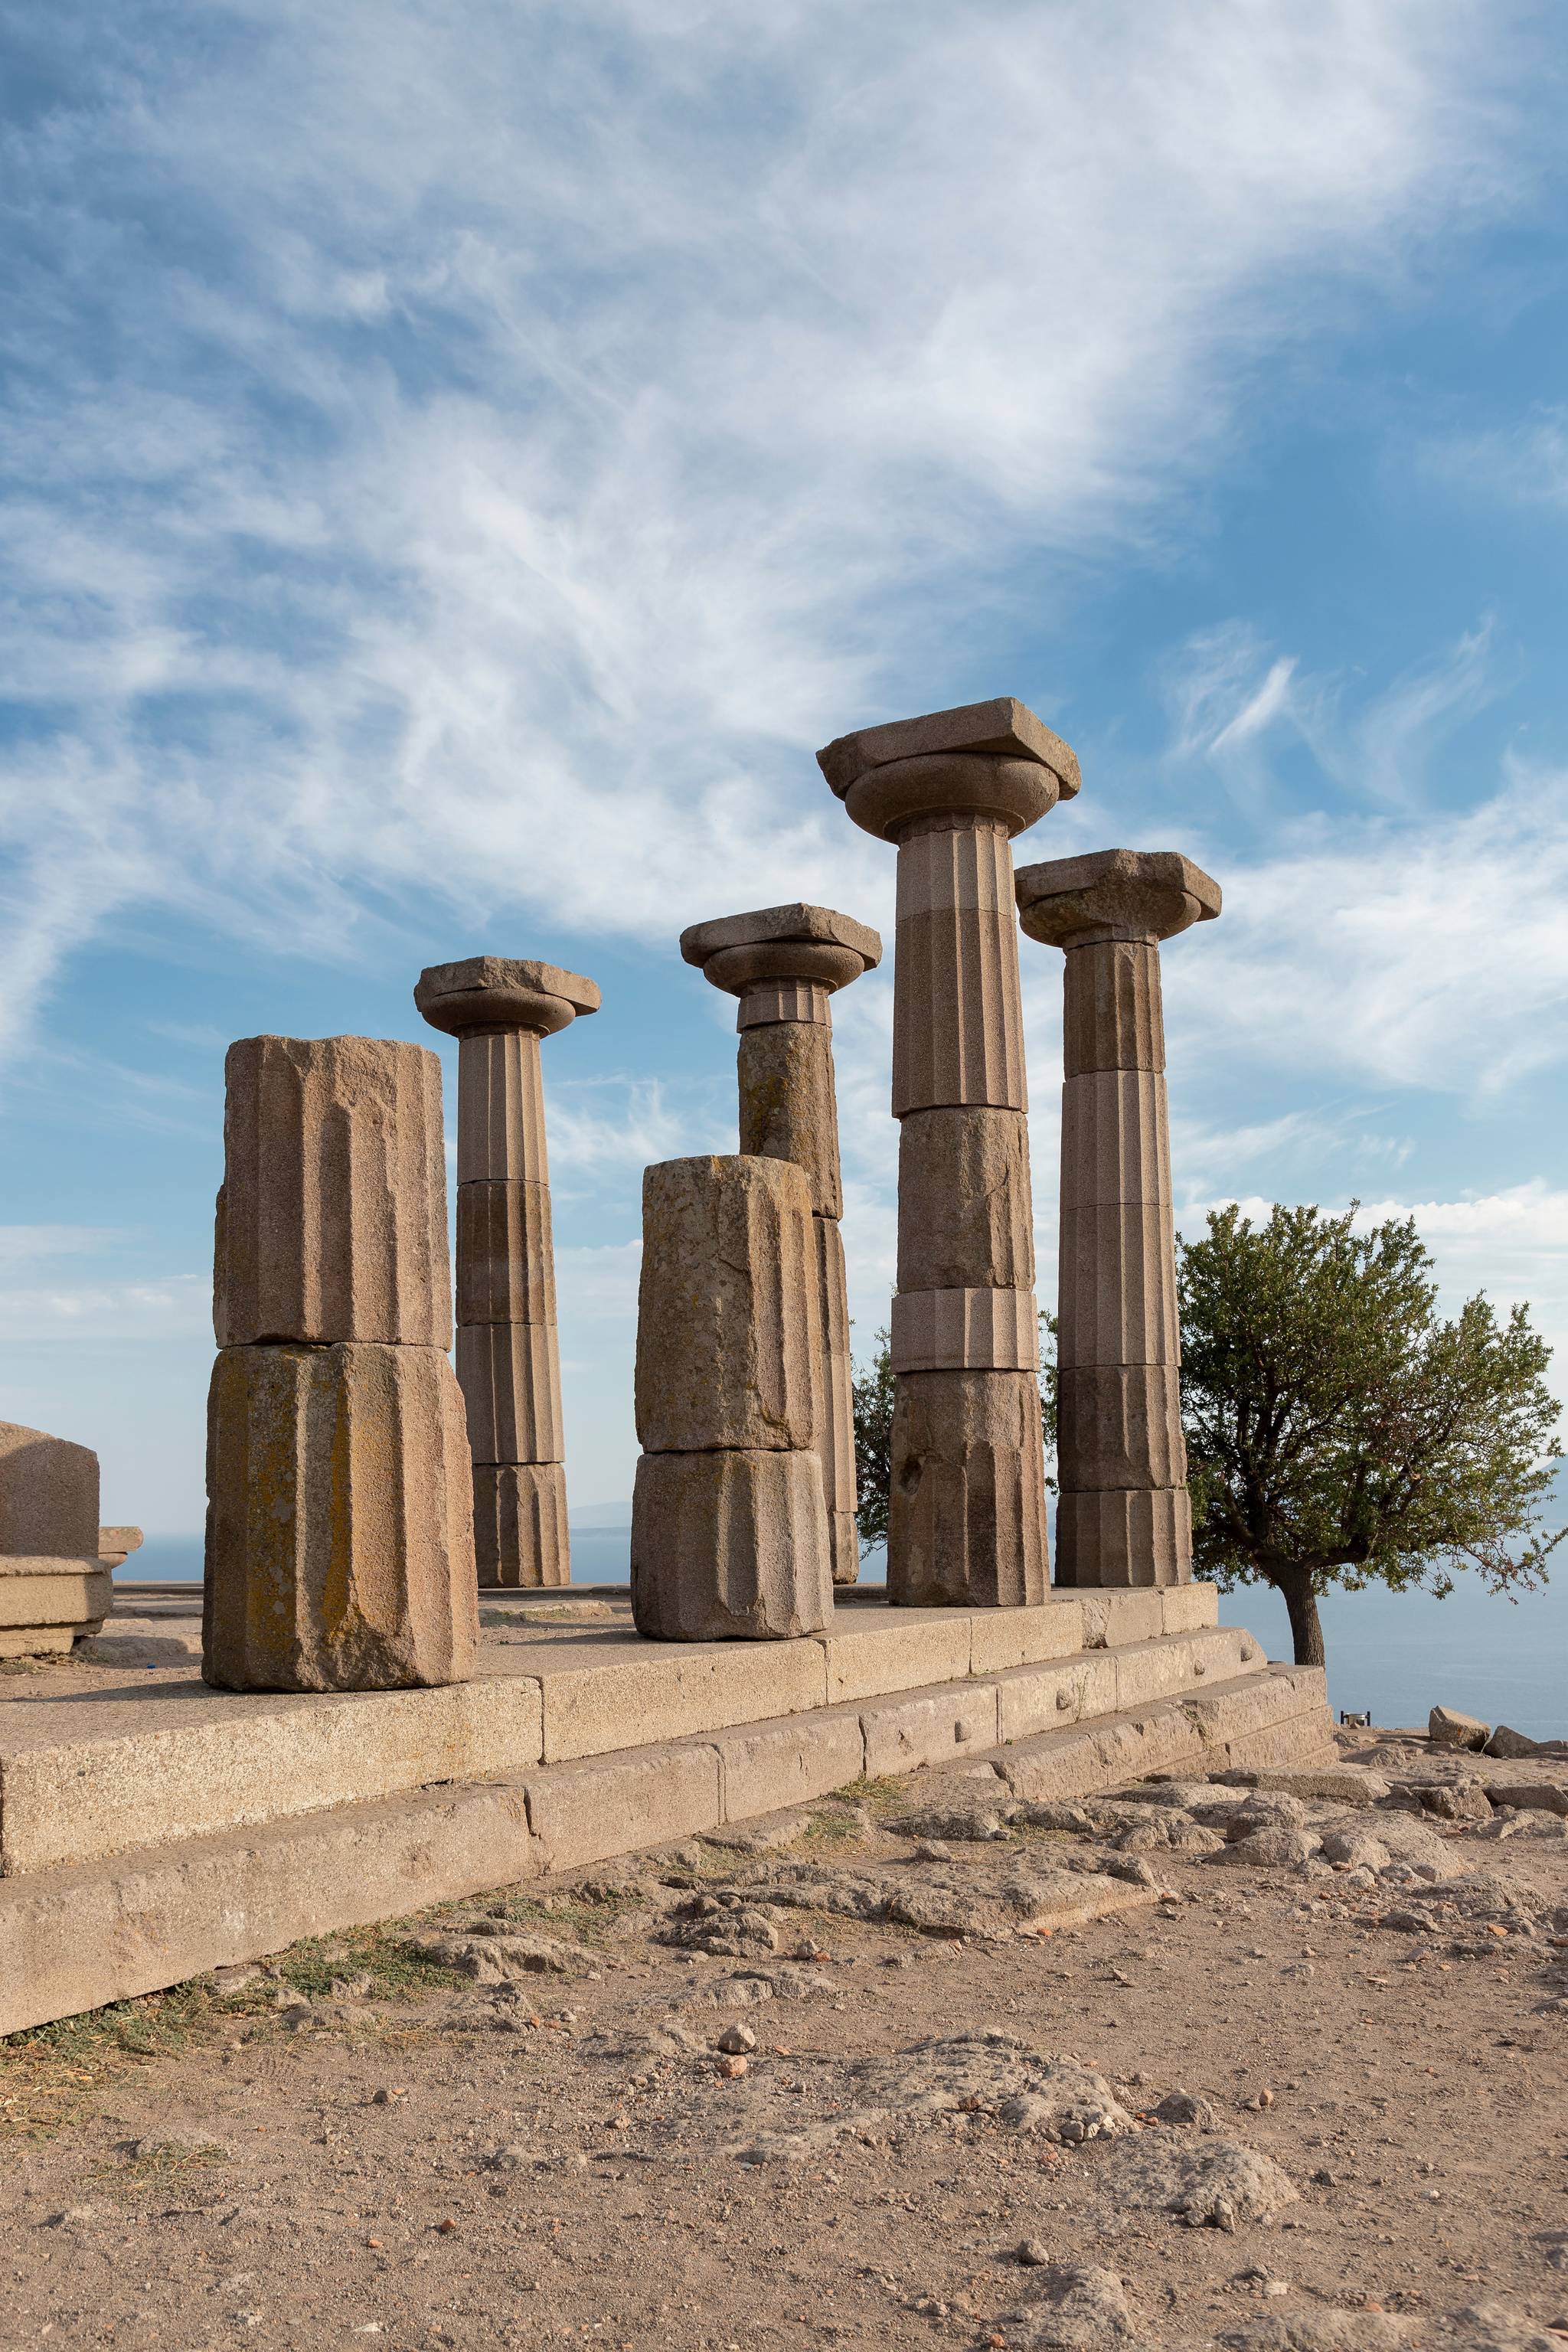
top-left (631, 1449), bottom-right (832, 1641)
top-left (474, 1462), bottom-right (570, 1589)
top-left (1054, 1485), bottom-right (1193, 1587)
top-left (0, 1597), bottom-right (1330, 2033)
top-left (888, 1368), bottom-right (1048, 1609)
top-left (204, 1341), bottom-right (479, 1693)
top-left (0, 1557), bottom-right (113, 1658)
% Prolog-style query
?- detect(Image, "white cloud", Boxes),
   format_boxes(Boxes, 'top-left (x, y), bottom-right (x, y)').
top-left (0, 0), bottom-right (1545, 1060)
top-left (0, 1272), bottom-right (209, 1343)
top-left (1419, 406), bottom-right (1568, 512)
top-left (1164, 754), bottom-right (1568, 1096)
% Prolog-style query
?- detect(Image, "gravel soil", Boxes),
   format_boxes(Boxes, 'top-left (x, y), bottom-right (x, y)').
top-left (3, 1728), bottom-right (1567, 2352)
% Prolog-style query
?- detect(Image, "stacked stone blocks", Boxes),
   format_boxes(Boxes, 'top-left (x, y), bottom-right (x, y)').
top-left (821, 697), bottom-right (1078, 1608)
top-left (416, 957), bottom-right (600, 1586)
top-left (1016, 849), bottom-right (1220, 1587)
top-left (680, 903), bottom-right (880, 1586)
top-left (204, 1034), bottom-right (478, 1691)
top-left (631, 1153), bottom-right (831, 1640)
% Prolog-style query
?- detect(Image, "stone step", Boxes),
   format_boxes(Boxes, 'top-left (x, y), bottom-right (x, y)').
top-left (0, 1586), bottom-right (1223, 1877)
top-left (0, 1641), bottom-right (1328, 2037)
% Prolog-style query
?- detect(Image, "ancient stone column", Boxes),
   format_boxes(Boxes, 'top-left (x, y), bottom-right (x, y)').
top-left (818, 697), bottom-right (1079, 1608)
top-left (415, 957), bottom-right (601, 1589)
top-left (631, 1153), bottom-right (831, 1639)
top-left (204, 1034), bottom-right (477, 1691)
top-left (1014, 850), bottom-right (1221, 1587)
top-left (678, 903), bottom-right (882, 1588)
top-left (0, 1422), bottom-right (109, 1658)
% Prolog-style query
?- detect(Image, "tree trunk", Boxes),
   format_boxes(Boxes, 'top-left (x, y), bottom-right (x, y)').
top-left (1274, 1569), bottom-right (1326, 1668)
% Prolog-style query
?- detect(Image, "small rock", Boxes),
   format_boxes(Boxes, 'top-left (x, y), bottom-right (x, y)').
top-left (1484, 1726), bottom-right (1543, 1761)
top-left (47, 2207), bottom-right (96, 2226)
top-left (1482, 1782), bottom-right (1568, 1818)
top-left (1213, 1828), bottom-right (1321, 1870)
top-left (1153, 2090), bottom-right (1217, 2131)
top-left (892, 1807), bottom-right (1012, 1843)
top-left (1005, 2260), bottom-right (1142, 2347)
top-left (912, 1840), bottom-right (955, 1862)
top-left (717, 2024), bottom-right (756, 2055)
top-left (1019, 2239), bottom-right (1053, 2266)
top-left (717, 2053), bottom-right (749, 2079)
top-left (371, 2087), bottom-right (407, 2106)
top-left (1422, 1782), bottom-right (1494, 1824)
top-left (1430, 1707), bottom-right (1491, 1752)
top-left (1099, 2131), bottom-right (1298, 2228)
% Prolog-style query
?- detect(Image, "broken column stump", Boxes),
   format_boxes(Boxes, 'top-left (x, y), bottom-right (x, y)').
top-left (1015, 849), bottom-right (1220, 1587)
top-left (204, 1034), bottom-right (478, 1692)
top-left (0, 1422), bottom-right (109, 1657)
top-left (416, 956), bottom-right (600, 1589)
top-left (679, 902), bottom-right (882, 1587)
top-left (631, 1153), bottom-right (831, 1640)
top-left (819, 697), bottom-right (1079, 1607)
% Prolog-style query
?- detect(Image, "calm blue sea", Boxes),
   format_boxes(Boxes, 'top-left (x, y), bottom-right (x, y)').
top-left (122, 1533), bottom-right (1564, 1741)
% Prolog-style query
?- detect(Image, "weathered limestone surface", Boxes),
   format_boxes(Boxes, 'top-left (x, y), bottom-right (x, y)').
top-left (1017, 851), bottom-right (1220, 1590)
top-left (98, 1527), bottom-right (144, 1569)
top-left (632, 1154), bottom-right (831, 1638)
top-left (734, 1020), bottom-right (843, 1219)
top-left (681, 903), bottom-right (881, 1587)
top-left (456, 1322), bottom-right (564, 1465)
top-left (205, 1033), bottom-right (477, 1690)
top-left (456, 1182), bottom-right (555, 1325)
top-left (416, 956), bottom-right (599, 1588)
top-left (897, 1108), bottom-right (1034, 1292)
top-left (887, 1367), bottom-right (1050, 1609)
top-left (810, 1215), bottom-right (859, 1581)
top-left (215, 1036), bottom-right (450, 1348)
top-left (821, 700), bottom-right (1075, 1607)
top-left (0, 1422), bottom-right (107, 1655)
top-left (0, 1421), bottom-right (100, 1558)
top-left (629, 1448), bottom-right (832, 1640)
top-left (204, 1341), bottom-right (479, 1692)
top-left (635, 1155), bottom-right (821, 1455)
top-left (890, 1285), bottom-right (1040, 1374)
top-left (473, 1462), bottom-right (569, 1589)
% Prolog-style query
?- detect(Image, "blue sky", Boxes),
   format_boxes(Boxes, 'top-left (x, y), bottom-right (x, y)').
top-left (2, 2), bottom-right (1567, 1537)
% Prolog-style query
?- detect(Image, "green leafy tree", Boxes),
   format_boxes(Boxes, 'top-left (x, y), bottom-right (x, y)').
top-left (851, 1327), bottom-right (895, 1554)
top-left (1178, 1203), bottom-right (1564, 1668)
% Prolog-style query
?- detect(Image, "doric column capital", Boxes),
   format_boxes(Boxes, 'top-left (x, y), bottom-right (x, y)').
top-left (817, 697), bottom-right (1080, 844)
top-left (414, 955), bottom-right (600, 1040)
top-left (822, 696), bottom-right (1081, 846)
top-left (1015, 848), bottom-right (1221, 949)
top-left (681, 903), bottom-right (881, 1030)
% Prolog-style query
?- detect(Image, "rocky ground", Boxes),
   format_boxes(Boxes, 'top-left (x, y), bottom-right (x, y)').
top-left (3, 1726), bottom-right (1567, 2352)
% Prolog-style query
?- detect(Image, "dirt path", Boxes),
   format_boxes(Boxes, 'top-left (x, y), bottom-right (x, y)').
top-left (4, 1732), bottom-right (1566, 2351)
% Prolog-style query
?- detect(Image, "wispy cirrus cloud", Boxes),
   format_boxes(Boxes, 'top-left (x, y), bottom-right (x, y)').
top-left (0, 0), bottom-right (1550, 1063)
top-left (1150, 616), bottom-right (1568, 1098)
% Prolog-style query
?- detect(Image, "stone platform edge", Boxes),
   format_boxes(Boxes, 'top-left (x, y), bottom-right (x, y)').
top-left (0, 1586), bottom-right (1222, 1878)
top-left (0, 1661), bottom-right (1331, 2037)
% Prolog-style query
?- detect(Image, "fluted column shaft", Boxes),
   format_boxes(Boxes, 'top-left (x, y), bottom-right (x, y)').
top-left (416, 956), bottom-right (599, 1589)
top-left (680, 903), bottom-right (882, 1588)
top-left (886, 811), bottom-right (1045, 1605)
top-left (1015, 849), bottom-right (1221, 1589)
top-left (818, 702), bottom-right (1082, 1612)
